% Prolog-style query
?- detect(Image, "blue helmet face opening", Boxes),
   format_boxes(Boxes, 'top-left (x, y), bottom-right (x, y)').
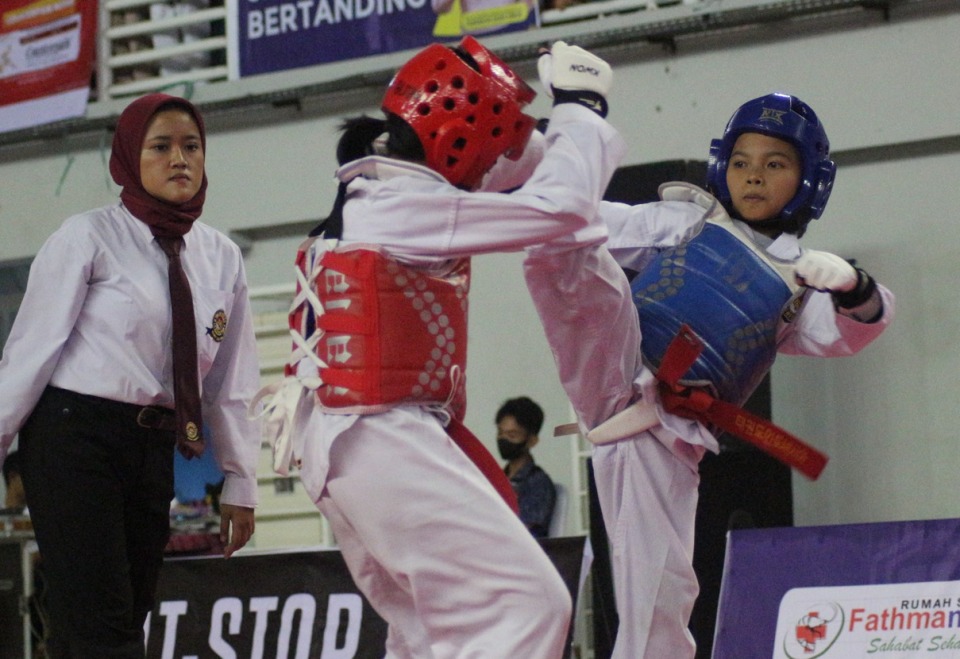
top-left (706, 93), bottom-right (837, 232)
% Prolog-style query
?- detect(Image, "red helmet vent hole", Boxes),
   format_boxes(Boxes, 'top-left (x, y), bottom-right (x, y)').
top-left (492, 103), bottom-right (502, 115)
top-left (426, 81), bottom-right (439, 93)
top-left (417, 104), bottom-right (431, 116)
top-left (491, 127), bottom-right (502, 138)
top-left (443, 98), bottom-right (456, 111)
top-left (468, 92), bottom-right (479, 105)
top-left (451, 76), bottom-right (465, 89)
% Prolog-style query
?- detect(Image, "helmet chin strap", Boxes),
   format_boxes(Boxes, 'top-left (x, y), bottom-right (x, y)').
top-left (728, 208), bottom-right (807, 238)
top-left (752, 216), bottom-right (794, 236)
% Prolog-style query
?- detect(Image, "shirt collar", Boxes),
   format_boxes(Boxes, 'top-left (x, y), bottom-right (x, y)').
top-left (119, 202), bottom-right (158, 241)
top-left (766, 231), bottom-right (802, 260)
top-left (336, 156), bottom-right (445, 184)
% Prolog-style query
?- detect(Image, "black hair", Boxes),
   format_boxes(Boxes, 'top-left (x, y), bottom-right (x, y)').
top-left (2, 450), bottom-right (21, 485)
top-left (336, 114), bottom-right (425, 166)
top-left (495, 397), bottom-right (545, 435)
top-left (311, 114), bottom-right (427, 239)
top-left (336, 115), bottom-right (386, 165)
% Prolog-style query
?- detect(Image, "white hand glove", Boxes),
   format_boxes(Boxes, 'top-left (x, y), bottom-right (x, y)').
top-left (537, 41), bottom-right (612, 100)
top-left (794, 249), bottom-right (858, 293)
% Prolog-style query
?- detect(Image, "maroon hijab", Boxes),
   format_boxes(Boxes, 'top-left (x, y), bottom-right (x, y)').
top-left (109, 93), bottom-right (208, 238)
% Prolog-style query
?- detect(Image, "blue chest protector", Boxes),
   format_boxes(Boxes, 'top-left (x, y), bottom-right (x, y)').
top-left (631, 220), bottom-right (797, 405)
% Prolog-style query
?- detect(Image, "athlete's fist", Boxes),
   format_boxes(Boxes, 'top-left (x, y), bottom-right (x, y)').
top-left (794, 249), bottom-right (858, 293)
top-left (537, 41), bottom-right (612, 116)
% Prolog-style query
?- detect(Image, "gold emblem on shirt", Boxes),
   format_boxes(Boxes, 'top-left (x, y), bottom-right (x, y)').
top-left (185, 422), bottom-right (200, 442)
top-left (206, 309), bottom-right (227, 342)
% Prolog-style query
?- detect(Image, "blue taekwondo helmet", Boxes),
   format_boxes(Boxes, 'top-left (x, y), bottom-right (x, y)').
top-left (706, 93), bottom-right (837, 235)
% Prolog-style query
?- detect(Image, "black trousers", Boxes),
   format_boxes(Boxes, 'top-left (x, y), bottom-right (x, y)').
top-left (19, 387), bottom-right (176, 659)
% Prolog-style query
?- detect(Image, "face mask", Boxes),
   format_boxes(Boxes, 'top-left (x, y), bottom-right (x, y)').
top-left (498, 438), bottom-right (527, 461)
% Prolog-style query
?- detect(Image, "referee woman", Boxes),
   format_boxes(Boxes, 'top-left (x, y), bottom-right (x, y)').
top-left (0, 93), bottom-right (262, 657)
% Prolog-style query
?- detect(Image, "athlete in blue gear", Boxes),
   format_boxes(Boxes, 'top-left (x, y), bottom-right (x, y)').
top-left (523, 92), bottom-right (895, 658)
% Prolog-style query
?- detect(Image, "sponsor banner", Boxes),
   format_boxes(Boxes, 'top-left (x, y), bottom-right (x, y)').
top-left (775, 582), bottom-right (960, 658)
top-left (0, 0), bottom-right (96, 133)
top-left (713, 518), bottom-right (960, 658)
top-left (229, 0), bottom-right (538, 79)
top-left (146, 536), bottom-right (585, 658)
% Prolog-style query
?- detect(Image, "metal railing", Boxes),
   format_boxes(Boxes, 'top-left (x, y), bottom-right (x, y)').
top-left (0, 0), bottom-right (929, 149)
top-left (98, 0), bottom-right (229, 101)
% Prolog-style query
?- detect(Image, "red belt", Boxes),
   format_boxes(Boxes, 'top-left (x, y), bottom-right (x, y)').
top-left (446, 417), bottom-right (520, 514)
top-left (656, 325), bottom-right (829, 480)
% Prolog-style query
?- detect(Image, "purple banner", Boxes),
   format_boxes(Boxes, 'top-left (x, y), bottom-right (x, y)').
top-left (231, 0), bottom-right (538, 78)
top-left (713, 518), bottom-right (960, 658)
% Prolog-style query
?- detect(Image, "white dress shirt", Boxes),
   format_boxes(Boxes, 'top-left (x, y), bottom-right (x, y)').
top-left (0, 203), bottom-right (261, 507)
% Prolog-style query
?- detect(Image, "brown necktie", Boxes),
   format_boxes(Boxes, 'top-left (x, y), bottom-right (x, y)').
top-left (157, 236), bottom-right (205, 459)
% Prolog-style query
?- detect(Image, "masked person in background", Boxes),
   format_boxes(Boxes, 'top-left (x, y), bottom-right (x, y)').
top-left (496, 396), bottom-right (557, 538)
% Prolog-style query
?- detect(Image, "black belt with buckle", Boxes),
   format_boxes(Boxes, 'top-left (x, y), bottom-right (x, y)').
top-left (44, 387), bottom-right (178, 434)
top-left (136, 406), bottom-right (177, 432)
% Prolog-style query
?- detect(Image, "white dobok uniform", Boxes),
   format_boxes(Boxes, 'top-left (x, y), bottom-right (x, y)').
top-left (261, 104), bottom-right (626, 659)
top-left (523, 183), bottom-right (895, 659)
top-left (0, 204), bottom-right (262, 506)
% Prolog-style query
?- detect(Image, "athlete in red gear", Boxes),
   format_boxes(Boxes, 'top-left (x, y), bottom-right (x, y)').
top-left (256, 37), bottom-right (625, 657)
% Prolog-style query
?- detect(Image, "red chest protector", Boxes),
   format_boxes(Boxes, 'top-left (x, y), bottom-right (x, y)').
top-left (289, 243), bottom-right (470, 417)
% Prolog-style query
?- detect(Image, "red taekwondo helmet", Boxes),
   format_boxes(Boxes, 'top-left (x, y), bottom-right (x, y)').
top-left (382, 35), bottom-right (537, 191)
